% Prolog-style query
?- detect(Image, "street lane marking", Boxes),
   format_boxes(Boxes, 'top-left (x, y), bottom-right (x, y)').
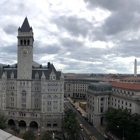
top-left (90, 135), bottom-right (97, 140)
top-left (65, 103), bottom-right (97, 140)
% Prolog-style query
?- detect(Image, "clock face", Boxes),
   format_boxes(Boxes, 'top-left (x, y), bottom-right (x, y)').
top-left (22, 49), bottom-right (28, 57)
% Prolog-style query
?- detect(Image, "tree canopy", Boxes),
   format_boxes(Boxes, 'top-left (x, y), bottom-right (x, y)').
top-left (23, 130), bottom-right (36, 140)
top-left (0, 114), bottom-right (7, 129)
top-left (39, 131), bottom-right (53, 140)
top-left (106, 108), bottom-right (140, 140)
top-left (61, 109), bottom-right (80, 140)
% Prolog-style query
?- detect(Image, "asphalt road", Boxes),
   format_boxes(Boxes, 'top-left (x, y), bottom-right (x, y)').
top-left (64, 99), bottom-right (105, 140)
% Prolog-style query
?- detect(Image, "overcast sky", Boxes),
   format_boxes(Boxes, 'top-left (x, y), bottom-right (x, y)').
top-left (0, 0), bottom-right (140, 74)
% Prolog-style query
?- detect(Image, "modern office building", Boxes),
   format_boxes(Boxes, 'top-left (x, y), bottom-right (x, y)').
top-left (0, 17), bottom-right (64, 132)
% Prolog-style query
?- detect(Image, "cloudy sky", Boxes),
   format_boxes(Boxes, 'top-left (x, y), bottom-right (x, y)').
top-left (0, 0), bottom-right (140, 74)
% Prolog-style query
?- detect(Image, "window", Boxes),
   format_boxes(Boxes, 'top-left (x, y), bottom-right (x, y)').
top-left (101, 98), bottom-right (104, 101)
top-left (47, 124), bottom-right (51, 127)
top-left (22, 90), bottom-right (26, 96)
top-left (130, 103), bottom-right (131, 107)
top-left (100, 107), bottom-right (103, 113)
top-left (53, 123), bottom-right (57, 127)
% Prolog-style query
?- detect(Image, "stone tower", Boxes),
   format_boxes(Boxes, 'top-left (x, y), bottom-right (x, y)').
top-left (134, 58), bottom-right (137, 77)
top-left (17, 17), bottom-right (33, 109)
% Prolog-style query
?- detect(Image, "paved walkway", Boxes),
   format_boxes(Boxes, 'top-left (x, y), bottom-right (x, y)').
top-left (67, 97), bottom-right (86, 117)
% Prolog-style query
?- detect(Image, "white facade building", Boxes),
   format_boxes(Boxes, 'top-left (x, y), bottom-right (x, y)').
top-left (0, 17), bottom-right (64, 132)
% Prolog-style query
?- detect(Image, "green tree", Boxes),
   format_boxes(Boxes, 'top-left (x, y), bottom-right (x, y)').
top-left (39, 131), bottom-right (53, 140)
top-left (23, 130), bottom-right (36, 140)
top-left (106, 108), bottom-right (140, 140)
top-left (61, 109), bottom-right (80, 140)
top-left (11, 126), bottom-right (20, 136)
top-left (11, 120), bottom-right (20, 136)
top-left (0, 114), bottom-right (7, 129)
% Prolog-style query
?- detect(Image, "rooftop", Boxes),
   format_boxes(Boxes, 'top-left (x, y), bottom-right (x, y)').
top-left (112, 81), bottom-right (140, 90)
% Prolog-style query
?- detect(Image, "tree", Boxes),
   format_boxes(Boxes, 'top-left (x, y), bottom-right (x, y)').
top-left (106, 108), bottom-right (140, 140)
top-left (23, 130), bottom-right (36, 140)
top-left (0, 114), bottom-right (7, 129)
top-left (61, 109), bottom-right (80, 140)
top-left (39, 131), bottom-right (53, 140)
top-left (11, 120), bottom-right (20, 136)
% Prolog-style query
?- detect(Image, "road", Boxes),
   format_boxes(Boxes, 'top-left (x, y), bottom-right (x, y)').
top-left (64, 98), bottom-right (105, 140)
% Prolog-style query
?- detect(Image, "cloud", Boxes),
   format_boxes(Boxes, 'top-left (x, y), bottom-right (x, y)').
top-left (51, 15), bottom-right (93, 37)
top-left (83, 0), bottom-right (140, 12)
top-left (3, 24), bottom-right (17, 35)
top-left (0, 0), bottom-right (139, 74)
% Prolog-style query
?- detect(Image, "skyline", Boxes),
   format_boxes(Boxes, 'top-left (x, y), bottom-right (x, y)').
top-left (0, 0), bottom-right (140, 73)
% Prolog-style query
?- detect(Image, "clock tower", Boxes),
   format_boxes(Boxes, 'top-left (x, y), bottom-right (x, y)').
top-left (17, 17), bottom-right (34, 80)
top-left (17, 17), bottom-right (34, 109)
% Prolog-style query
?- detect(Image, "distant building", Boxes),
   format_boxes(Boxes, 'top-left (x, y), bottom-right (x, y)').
top-left (64, 78), bottom-right (108, 98)
top-left (0, 17), bottom-right (64, 132)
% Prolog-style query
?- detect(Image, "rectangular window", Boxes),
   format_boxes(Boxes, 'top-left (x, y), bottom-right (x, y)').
top-left (53, 123), bottom-right (57, 127)
top-left (47, 124), bottom-right (51, 127)
top-left (22, 104), bottom-right (26, 108)
top-left (100, 107), bottom-right (103, 113)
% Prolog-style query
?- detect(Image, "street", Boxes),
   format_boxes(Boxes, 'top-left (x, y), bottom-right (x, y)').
top-left (64, 98), bottom-right (105, 140)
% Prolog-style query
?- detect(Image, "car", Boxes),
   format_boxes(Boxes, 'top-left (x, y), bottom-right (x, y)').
top-left (80, 124), bottom-right (84, 130)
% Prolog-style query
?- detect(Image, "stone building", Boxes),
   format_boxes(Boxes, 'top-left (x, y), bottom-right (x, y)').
top-left (86, 83), bottom-right (112, 126)
top-left (86, 79), bottom-right (140, 126)
top-left (64, 78), bottom-right (107, 98)
top-left (0, 17), bottom-right (64, 132)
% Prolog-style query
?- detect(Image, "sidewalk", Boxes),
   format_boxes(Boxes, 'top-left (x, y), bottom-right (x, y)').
top-left (67, 97), bottom-right (86, 117)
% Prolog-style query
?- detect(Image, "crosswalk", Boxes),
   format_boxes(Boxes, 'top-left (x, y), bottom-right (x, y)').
top-left (90, 135), bottom-right (97, 140)
top-left (84, 127), bottom-right (91, 135)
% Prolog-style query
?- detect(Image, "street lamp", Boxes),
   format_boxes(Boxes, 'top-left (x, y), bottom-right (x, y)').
top-left (117, 126), bottom-right (125, 140)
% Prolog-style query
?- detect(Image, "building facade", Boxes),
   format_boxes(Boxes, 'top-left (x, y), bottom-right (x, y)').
top-left (86, 80), bottom-right (140, 126)
top-left (64, 78), bottom-right (108, 98)
top-left (0, 18), bottom-right (64, 132)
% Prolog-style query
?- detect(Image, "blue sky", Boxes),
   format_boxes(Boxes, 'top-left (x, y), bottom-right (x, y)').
top-left (0, 0), bottom-right (140, 74)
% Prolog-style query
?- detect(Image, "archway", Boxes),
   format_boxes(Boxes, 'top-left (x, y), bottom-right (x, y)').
top-left (7, 119), bottom-right (15, 130)
top-left (29, 121), bottom-right (38, 132)
top-left (19, 120), bottom-right (26, 132)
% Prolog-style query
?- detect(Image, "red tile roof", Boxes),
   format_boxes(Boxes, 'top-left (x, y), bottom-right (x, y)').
top-left (112, 81), bottom-right (140, 90)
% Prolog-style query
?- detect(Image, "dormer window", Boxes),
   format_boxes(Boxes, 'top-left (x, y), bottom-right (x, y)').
top-left (35, 72), bottom-right (39, 79)
top-left (50, 71), bottom-right (56, 80)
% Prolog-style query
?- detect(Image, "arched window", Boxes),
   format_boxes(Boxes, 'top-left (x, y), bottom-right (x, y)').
top-left (20, 40), bottom-right (23, 45)
top-left (22, 90), bottom-right (26, 96)
top-left (24, 40), bottom-right (26, 45)
top-left (47, 95), bottom-right (51, 99)
top-left (11, 92), bottom-right (14, 96)
top-left (27, 40), bottom-right (30, 45)
top-left (53, 95), bottom-right (57, 99)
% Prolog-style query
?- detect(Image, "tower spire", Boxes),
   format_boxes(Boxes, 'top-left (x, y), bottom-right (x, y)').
top-left (20, 17), bottom-right (31, 32)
